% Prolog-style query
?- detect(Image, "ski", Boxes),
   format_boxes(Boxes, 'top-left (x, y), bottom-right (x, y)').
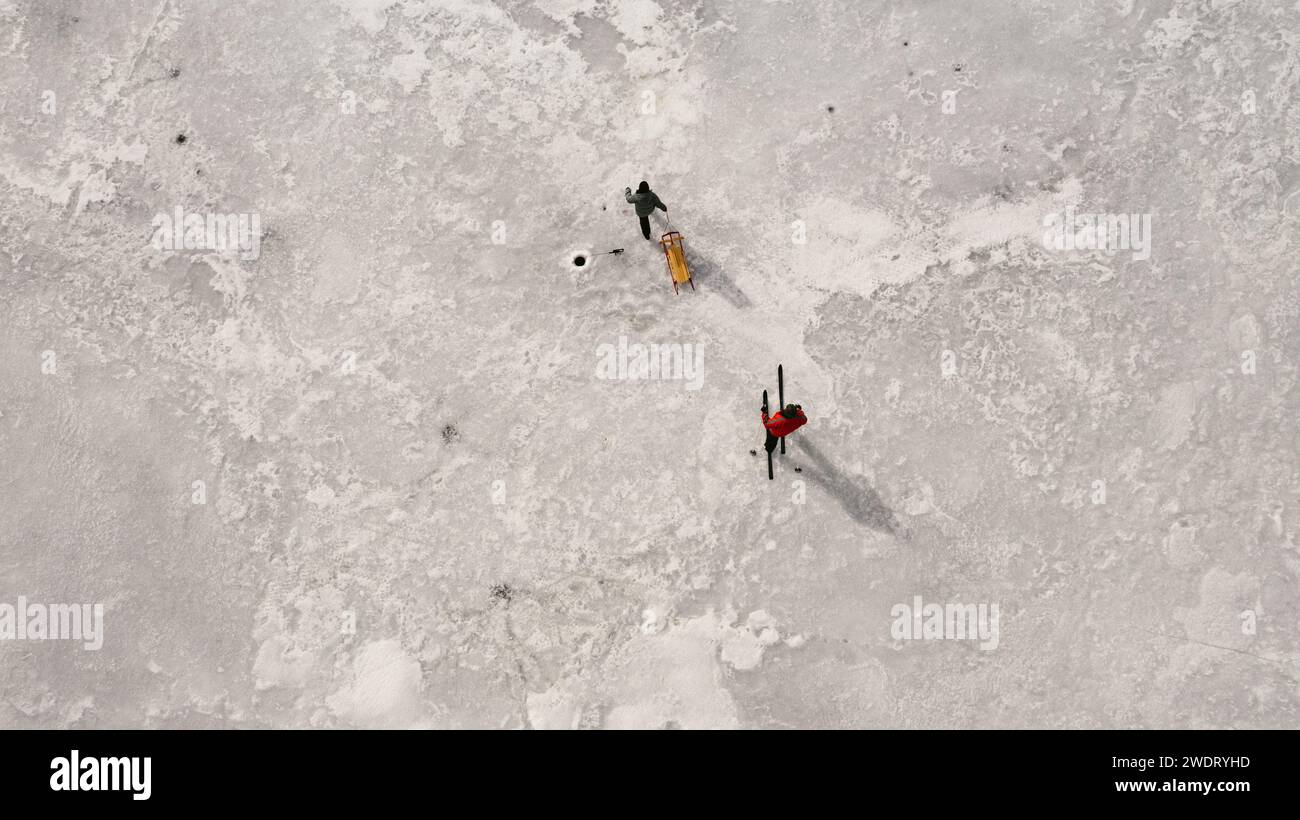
top-left (778, 364), bottom-right (786, 454)
top-left (762, 389), bottom-right (773, 480)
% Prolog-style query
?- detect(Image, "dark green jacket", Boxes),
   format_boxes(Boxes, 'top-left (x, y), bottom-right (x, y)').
top-left (625, 188), bottom-right (667, 217)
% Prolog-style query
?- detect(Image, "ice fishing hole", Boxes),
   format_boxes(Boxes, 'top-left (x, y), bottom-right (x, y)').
top-left (573, 255), bottom-right (587, 267)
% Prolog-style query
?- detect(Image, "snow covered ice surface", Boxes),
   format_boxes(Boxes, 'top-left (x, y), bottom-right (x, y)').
top-left (0, 0), bottom-right (1297, 730)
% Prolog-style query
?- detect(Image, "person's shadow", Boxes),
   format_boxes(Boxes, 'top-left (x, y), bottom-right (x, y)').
top-left (791, 436), bottom-right (905, 537)
top-left (679, 245), bottom-right (752, 308)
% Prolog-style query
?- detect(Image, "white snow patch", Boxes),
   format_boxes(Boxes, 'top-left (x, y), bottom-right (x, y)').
top-left (1144, 14), bottom-right (1199, 58)
top-left (608, 0), bottom-right (665, 46)
top-left (252, 634), bottom-right (317, 690)
top-left (527, 681), bottom-right (585, 729)
top-left (527, 610), bottom-right (755, 729)
top-left (601, 611), bottom-right (739, 728)
top-left (334, 0), bottom-right (398, 34)
top-left (327, 639), bottom-right (425, 728)
top-left (788, 178), bottom-right (1084, 303)
top-left (1149, 381), bottom-right (1199, 452)
top-left (385, 37), bottom-right (433, 94)
top-left (534, 0), bottom-right (599, 35)
top-left (718, 609), bottom-right (783, 671)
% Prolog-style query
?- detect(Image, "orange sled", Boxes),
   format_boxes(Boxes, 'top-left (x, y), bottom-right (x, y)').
top-left (659, 231), bottom-right (694, 294)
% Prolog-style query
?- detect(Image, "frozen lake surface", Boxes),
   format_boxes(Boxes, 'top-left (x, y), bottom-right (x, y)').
top-left (0, 0), bottom-right (1297, 728)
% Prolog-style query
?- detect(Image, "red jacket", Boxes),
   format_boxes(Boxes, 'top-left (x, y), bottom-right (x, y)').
top-left (763, 408), bottom-right (807, 437)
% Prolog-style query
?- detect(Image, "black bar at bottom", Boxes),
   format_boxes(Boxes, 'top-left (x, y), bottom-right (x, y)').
top-left (0, 729), bottom-right (1284, 809)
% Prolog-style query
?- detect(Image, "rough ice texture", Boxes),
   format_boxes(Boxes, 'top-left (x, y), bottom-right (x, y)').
top-left (0, 0), bottom-right (1297, 728)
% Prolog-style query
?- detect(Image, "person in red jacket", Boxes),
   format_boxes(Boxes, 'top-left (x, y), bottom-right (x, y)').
top-left (763, 403), bottom-right (806, 453)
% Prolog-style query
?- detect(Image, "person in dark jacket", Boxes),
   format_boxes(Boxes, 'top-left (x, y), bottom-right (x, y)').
top-left (762, 404), bottom-right (806, 453)
top-left (624, 181), bottom-right (668, 240)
